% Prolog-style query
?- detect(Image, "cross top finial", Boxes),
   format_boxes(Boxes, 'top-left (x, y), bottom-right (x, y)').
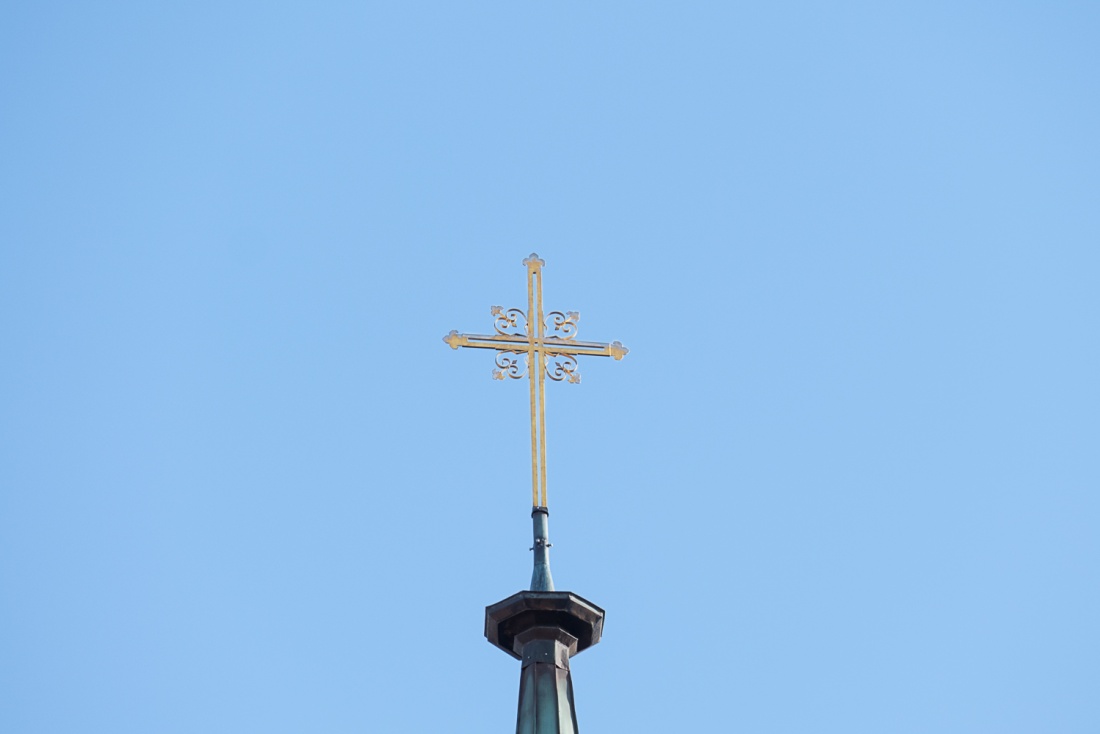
top-left (443, 254), bottom-right (628, 509)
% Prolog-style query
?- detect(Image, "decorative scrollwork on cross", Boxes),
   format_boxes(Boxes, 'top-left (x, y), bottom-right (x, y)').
top-left (545, 311), bottom-right (579, 340)
top-left (544, 353), bottom-right (580, 383)
top-left (492, 305), bottom-right (528, 338)
top-left (492, 351), bottom-right (527, 380)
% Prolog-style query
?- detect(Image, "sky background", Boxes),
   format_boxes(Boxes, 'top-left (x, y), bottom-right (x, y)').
top-left (2, 2), bottom-right (1098, 732)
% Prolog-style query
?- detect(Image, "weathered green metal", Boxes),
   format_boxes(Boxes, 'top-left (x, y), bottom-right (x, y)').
top-left (484, 591), bottom-right (604, 660)
top-left (515, 628), bottom-right (579, 734)
top-left (486, 584), bottom-right (605, 733)
top-left (530, 507), bottom-right (554, 592)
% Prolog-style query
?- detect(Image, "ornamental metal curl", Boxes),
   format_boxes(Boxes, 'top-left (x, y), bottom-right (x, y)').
top-left (491, 305), bottom-right (528, 337)
top-left (544, 353), bottom-right (580, 384)
top-left (545, 311), bottom-right (579, 340)
top-left (492, 351), bottom-right (527, 380)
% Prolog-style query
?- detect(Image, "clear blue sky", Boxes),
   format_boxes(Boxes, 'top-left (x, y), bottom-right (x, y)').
top-left (2, 3), bottom-right (1097, 732)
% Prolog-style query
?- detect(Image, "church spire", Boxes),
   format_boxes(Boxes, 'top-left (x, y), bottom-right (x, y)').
top-left (485, 586), bottom-right (605, 734)
top-left (445, 254), bottom-right (626, 733)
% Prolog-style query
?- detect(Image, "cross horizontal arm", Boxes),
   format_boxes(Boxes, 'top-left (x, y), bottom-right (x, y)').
top-left (443, 331), bottom-right (628, 360)
top-left (543, 337), bottom-right (629, 360)
top-left (444, 331), bottom-right (527, 350)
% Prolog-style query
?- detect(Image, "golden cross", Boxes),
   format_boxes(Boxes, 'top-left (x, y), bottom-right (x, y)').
top-left (444, 253), bottom-right (628, 508)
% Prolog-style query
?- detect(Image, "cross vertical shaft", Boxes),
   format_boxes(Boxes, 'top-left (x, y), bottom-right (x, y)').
top-left (531, 257), bottom-right (549, 508)
top-left (527, 259), bottom-right (540, 507)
